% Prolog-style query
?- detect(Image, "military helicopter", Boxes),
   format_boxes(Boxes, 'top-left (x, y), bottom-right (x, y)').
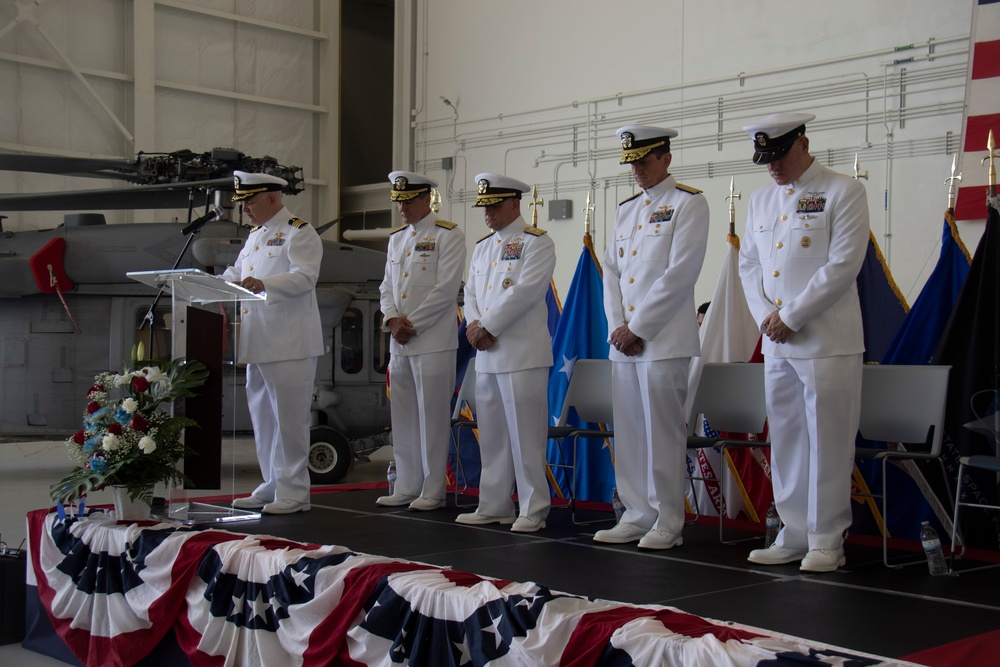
top-left (0, 148), bottom-right (392, 484)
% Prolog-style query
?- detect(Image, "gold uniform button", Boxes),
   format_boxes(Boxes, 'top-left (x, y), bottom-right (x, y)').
top-left (781, 214), bottom-right (787, 221)
top-left (488, 284), bottom-right (492, 290)
top-left (403, 272), bottom-right (408, 277)
top-left (242, 308), bottom-right (248, 314)
top-left (410, 231), bottom-right (416, 236)
top-left (628, 305), bottom-right (635, 312)
top-left (776, 242), bottom-right (783, 249)
top-left (804, 223), bottom-right (810, 228)
top-left (406, 251), bottom-right (411, 257)
top-left (631, 249), bottom-right (637, 256)
top-left (248, 265), bottom-right (254, 271)
top-left (402, 293), bottom-right (407, 299)
top-left (628, 277), bottom-right (634, 284)
top-left (253, 246), bottom-right (259, 251)
top-left (786, 188), bottom-right (794, 195)
top-left (495, 238), bottom-right (501, 244)
top-left (421, 266), bottom-right (427, 271)
top-left (637, 224), bottom-right (643, 230)
top-left (775, 299), bottom-right (783, 306)
top-left (644, 199), bottom-right (651, 206)
top-left (492, 261), bottom-right (497, 267)
top-left (484, 307), bottom-right (489, 312)
top-left (773, 270), bottom-right (780, 277)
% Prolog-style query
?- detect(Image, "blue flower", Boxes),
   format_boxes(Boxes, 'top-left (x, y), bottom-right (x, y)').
top-left (89, 456), bottom-right (108, 472)
top-left (115, 408), bottom-right (131, 425)
top-left (83, 435), bottom-right (102, 453)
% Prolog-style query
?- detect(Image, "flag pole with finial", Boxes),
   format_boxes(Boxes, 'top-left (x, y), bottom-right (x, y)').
top-left (529, 184), bottom-right (544, 228)
top-left (945, 154), bottom-right (962, 212)
top-left (853, 154), bottom-right (869, 182)
top-left (983, 129), bottom-right (996, 198)
top-left (583, 190), bottom-right (595, 241)
top-left (725, 175), bottom-right (741, 244)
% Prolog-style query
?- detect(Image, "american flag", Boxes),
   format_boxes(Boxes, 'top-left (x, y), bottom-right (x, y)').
top-left (28, 509), bottom-right (909, 666)
top-left (953, 0), bottom-right (1000, 222)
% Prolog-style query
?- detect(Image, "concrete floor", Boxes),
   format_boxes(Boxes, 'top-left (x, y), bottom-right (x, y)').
top-left (0, 435), bottom-right (393, 666)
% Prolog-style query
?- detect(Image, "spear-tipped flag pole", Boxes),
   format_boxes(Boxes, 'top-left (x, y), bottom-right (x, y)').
top-left (853, 154), bottom-right (869, 181)
top-left (529, 184), bottom-right (544, 228)
top-left (983, 129), bottom-right (996, 198)
top-left (945, 154), bottom-right (963, 212)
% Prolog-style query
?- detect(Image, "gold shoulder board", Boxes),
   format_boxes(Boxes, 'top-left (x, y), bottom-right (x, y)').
top-left (524, 227), bottom-right (547, 236)
top-left (389, 225), bottom-right (408, 236)
top-left (477, 232), bottom-right (495, 244)
top-left (288, 217), bottom-right (309, 228)
top-left (619, 192), bottom-right (642, 206)
top-left (435, 219), bottom-right (458, 230)
top-left (676, 183), bottom-right (703, 195)
top-left (248, 225), bottom-right (261, 232)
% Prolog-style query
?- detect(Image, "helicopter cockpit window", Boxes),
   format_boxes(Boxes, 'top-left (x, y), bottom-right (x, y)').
top-left (373, 311), bottom-right (389, 375)
top-left (340, 307), bottom-right (364, 375)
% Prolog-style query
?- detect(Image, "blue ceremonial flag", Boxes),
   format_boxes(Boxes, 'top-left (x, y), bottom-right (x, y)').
top-left (545, 279), bottom-right (562, 337)
top-left (855, 231), bottom-right (909, 363)
top-left (881, 212), bottom-right (972, 365)
top-left (546, 235), bottom-right (613, 502)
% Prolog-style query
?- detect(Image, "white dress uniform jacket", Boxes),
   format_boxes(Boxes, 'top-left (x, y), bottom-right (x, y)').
top-left (379, 213), bottom-right (466, 355)
top-left (221, 207), bottom-right (325, 363)
top-left (464, 218), bottom-right (555, 373)
top-left (738, 160), bottom-right (869, 357)
top-left (603, 175), bottom-right (710, 361)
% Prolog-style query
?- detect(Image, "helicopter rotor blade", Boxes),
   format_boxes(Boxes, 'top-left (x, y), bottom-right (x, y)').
top-left (0, 178), bottom-right (234, 211)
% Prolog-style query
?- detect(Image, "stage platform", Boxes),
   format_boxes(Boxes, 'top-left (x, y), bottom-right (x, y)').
top-left (24, 484), bottom-right (1000, 666)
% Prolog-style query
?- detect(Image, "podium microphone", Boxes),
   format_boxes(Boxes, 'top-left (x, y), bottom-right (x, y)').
top-left (181, 204), bottom-right (224, 236)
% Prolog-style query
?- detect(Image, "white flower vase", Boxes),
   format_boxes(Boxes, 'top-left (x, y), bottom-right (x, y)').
top-left (111, 486), bottom-right (153, 521)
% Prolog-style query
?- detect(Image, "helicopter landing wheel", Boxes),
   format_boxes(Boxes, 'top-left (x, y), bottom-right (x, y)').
top-left (308, 426), bottom-right (353, 484)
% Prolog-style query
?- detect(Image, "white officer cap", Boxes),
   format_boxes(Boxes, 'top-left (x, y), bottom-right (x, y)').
top-left (616, 125), bottom-right (679, 164)
top-left (472, 173), bottom-right (530, 207)
top-left (742, 112), bottom-right (816, 165)
top-left (232, 170), bottom-right (288, 201)
top-left (388, 170), bottom-right (438, 201)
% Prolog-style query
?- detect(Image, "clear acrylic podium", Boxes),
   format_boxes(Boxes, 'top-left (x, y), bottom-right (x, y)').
top-left (127, 268), bottom-right (263, 524)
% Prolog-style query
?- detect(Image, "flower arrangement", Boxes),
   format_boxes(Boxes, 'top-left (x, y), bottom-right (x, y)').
top-left (50, 343), bottom-right (209, 508)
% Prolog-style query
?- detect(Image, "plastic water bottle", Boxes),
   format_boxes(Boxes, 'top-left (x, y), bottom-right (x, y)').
top-left (920, 521), bottom-right (948, 576)
top-left (386, 460), bottom-right (397, 496)
top-left (611, 488), bottom-right (625, 523)
top-left (765, 502), bottom-right (781, 548)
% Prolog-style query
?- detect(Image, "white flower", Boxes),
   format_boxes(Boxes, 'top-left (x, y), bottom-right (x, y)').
top-left (138, 436), bottom-right (157, 454)
top-left (102, 434), bottom-right (120, 451)
top-left (141, 366), bottom-right (169, 387)
top-left (121, 398), bottom-right (139, 414)
top-left (112, 373), bottom-right (133, 387)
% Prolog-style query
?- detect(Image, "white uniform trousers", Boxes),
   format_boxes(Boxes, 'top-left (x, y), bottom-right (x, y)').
top-left (765, 354), bottom-right (861, 551)
top-left (474, 367), bottom-right (551, 522)
top-left (387, 350), bottom-right (455, 501)
top-left (245, 356), bottom-right (317, 504)
top-left (612, 357), bottom-right (690, 536)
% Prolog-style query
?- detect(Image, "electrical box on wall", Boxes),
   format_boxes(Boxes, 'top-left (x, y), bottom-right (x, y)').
top-left (548, 199), bottom-right (573, 220)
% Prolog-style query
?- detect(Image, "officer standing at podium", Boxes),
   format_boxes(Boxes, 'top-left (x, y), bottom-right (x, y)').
top-left (224, 170), bottom-right (324, 515)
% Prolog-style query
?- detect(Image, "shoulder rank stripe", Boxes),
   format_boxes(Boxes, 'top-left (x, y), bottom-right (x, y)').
top-left (524, 227), bottom-right (547, 236)
top-left (675, 183), bottom-right (702, 195)
top-left (389, 225), bottom-right (408, 236)
top-left (288, 217), bottom-right (309, 228)
top-left (435, 219), bottom-right (458, 230)
top-left (477, 232), bottom-right (495, 244)
top-left (248, 225), bottom-right (261, 232)
top-left (619, 192), bottom-right (642, 206)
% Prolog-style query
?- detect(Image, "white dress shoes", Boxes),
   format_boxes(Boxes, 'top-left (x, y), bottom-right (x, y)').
top-left (232, 496), bottom-right (268, 510)
top-left (455, 512), bottom-right (516, 526)
top-left (747, 544), bottom-right (809, 565)
top-left (408, 497), bottom-right (445, 511)
top-left (510, 516), bottom-right (546, 533)
top-left (262, 499), bottom-right (311, 515)
top-left (375, 494), bottom-right (418, 507)
top-left (593, 522), bottom-right (648, 544)
top-left (800, 548), bottom-right (846, 573)
top-left (637, 529), bottom-right (683, 550)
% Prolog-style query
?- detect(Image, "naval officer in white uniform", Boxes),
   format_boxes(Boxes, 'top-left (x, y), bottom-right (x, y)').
top-left (594, 126), bottom-right (710, 550)
top-left (224, 170), bottom-right (324, 515)
top-left (457, 173), bottom-right (555, 533)
top-left (738, 113), bottom-right (870, 572)
top-left (377, 171), bottom-right (466, 511)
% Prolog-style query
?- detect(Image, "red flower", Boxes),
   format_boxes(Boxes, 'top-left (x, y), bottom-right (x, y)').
top-left (108, 423), bottom-right (123, 435)
top-left (73, 430), bottom-right (86, 445)
top-left (132, 376), bottom-right (150, 392)
top-left (87, 384), bottom-right (105, 396)
top-left (87, 401), bottom-right (101, 414)
top-left (131, 414), bottom-right (149, 431)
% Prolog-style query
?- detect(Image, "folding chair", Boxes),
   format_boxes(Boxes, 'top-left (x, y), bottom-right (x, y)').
top-left (854, 364), bottom-right (952, 568)
top-left (450, 359), bottom-right (479, 506)
top-left (686, 362), bottom-right (769, 544)
top-left (547, 359), bottom-right (615, 524)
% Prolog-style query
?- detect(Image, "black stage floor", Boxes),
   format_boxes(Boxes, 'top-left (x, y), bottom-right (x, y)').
top-left (223, 486), bottom-right (1000, 663)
